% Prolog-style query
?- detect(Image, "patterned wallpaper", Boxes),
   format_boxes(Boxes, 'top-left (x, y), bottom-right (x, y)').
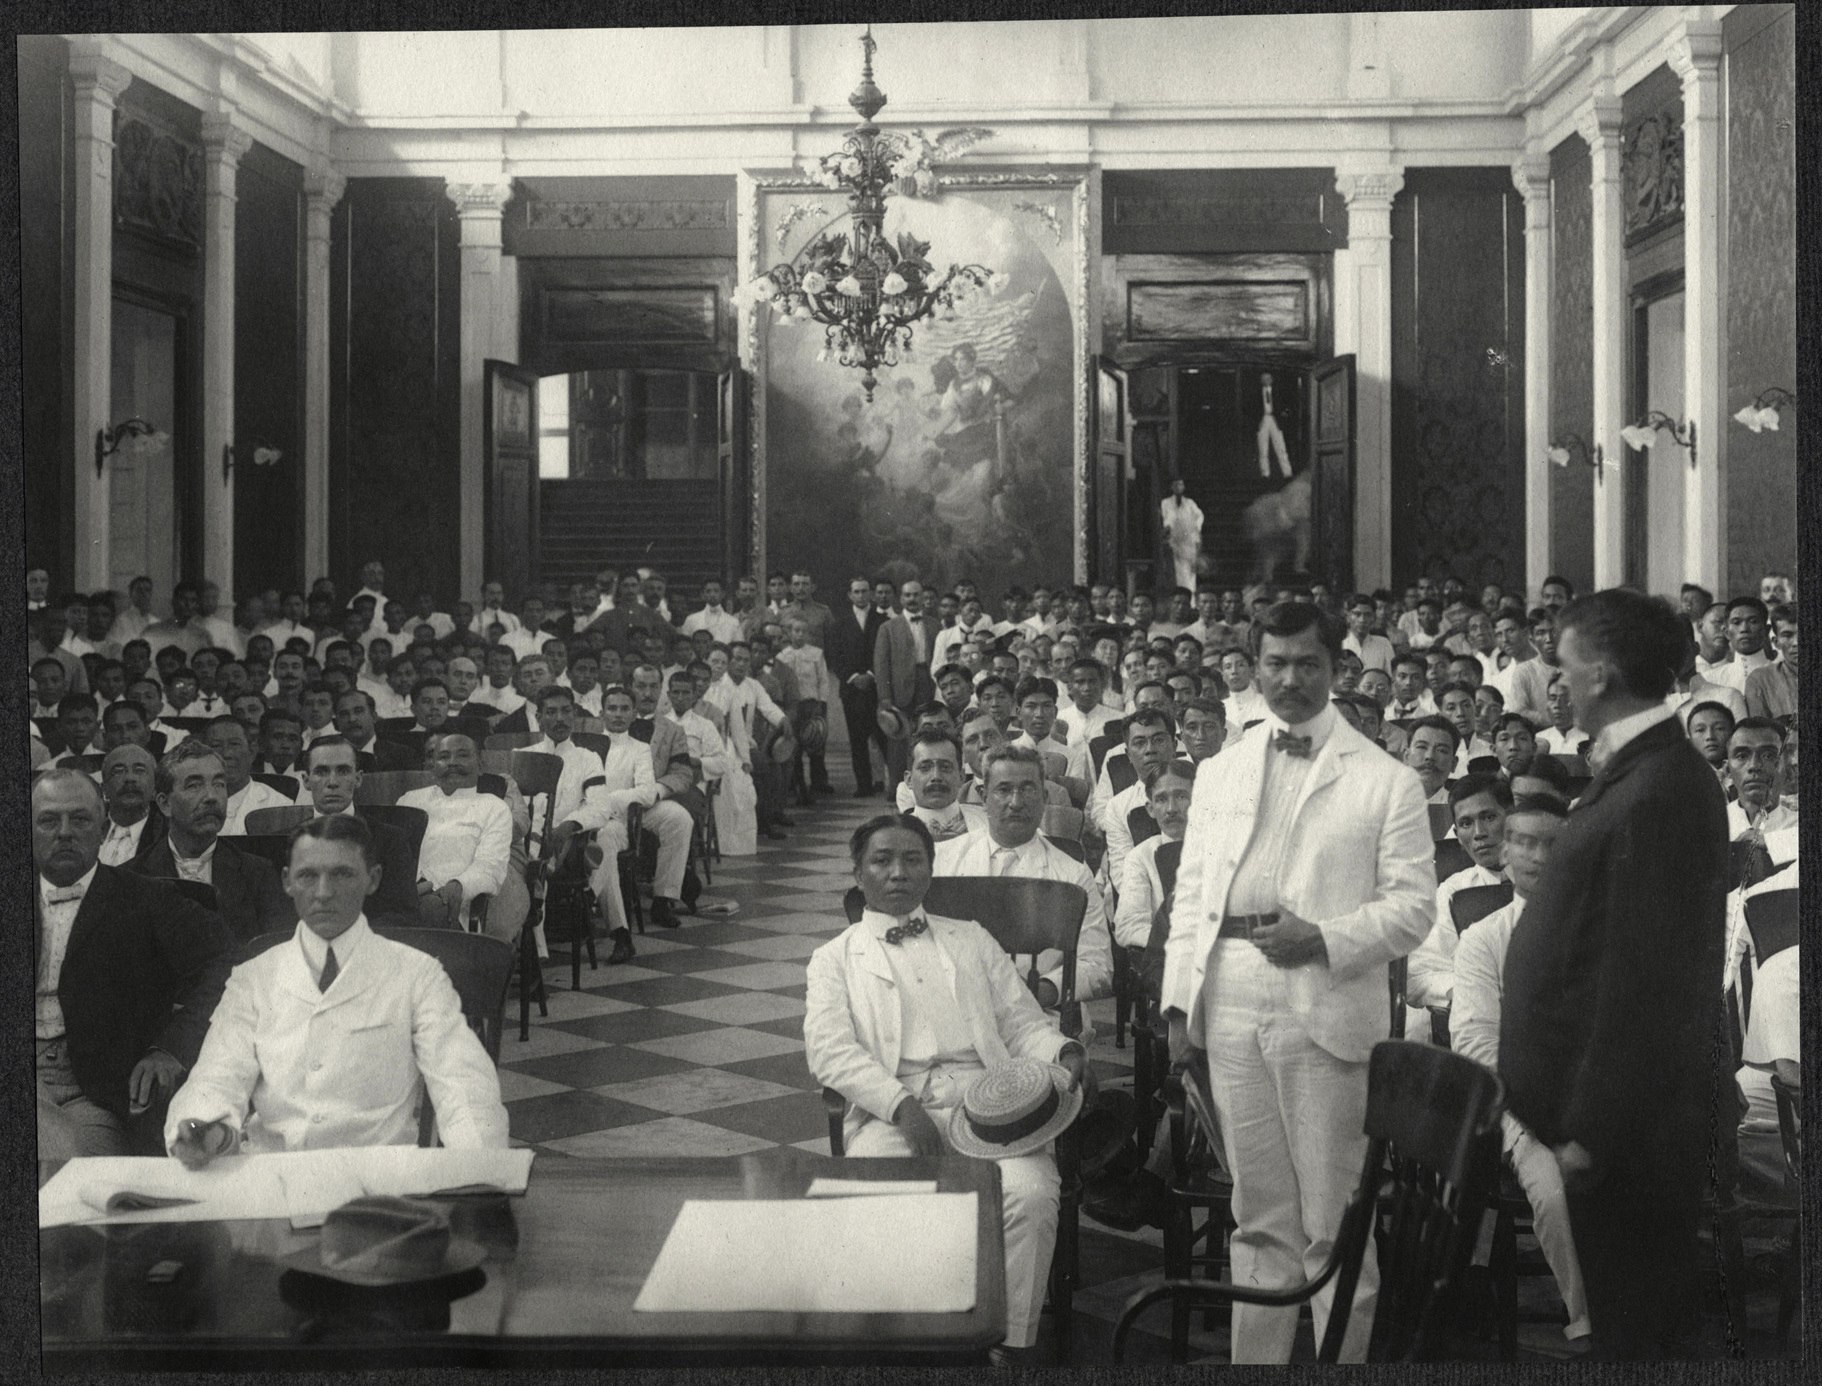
top-left (1724, 9), bottom-right (1796, 597)
top-left (330, 181), bottom-right (462, 601)
top-left (1548, 137), bottom-right (1596, 596)
top-left (1389, 171), bottom-right (1526, 591)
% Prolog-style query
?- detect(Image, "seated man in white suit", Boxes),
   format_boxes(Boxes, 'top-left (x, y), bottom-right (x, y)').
top-left (805, 813), bottom-right (1087, 1361)
top-left (1163, 601), bottom-right (1434, 1363)
top-left (166, 813), bottom-right (508, 1162)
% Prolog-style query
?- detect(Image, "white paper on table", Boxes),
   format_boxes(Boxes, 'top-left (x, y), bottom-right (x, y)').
top-left (633, 1193), bottom-right (976, 1314)
top-left (804, 1178), bottom-right (939, 1198)
top-left (38, 1147), bottom-right (534, 1228)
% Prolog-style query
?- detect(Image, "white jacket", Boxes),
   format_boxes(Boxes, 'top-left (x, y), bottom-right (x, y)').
top-left (1163, 713), bottom-right (1435, 1062)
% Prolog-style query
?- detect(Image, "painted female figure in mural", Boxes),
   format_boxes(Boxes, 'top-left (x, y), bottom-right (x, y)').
top-left (1161, 478), bottom-right (1206, 589)
top-left (928, 343), bottom-right (1013, 552)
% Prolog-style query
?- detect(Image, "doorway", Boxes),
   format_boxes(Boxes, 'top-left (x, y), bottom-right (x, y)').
top-left (108, 296), bottom-right (181, 602)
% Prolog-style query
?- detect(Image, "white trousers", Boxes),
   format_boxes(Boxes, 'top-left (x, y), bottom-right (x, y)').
top-left (1504, 1118), bottom-right (1591, 1340)
top-left (1201, 942), bottom-right (1376, 1362)
top-left (644, 800), bottom-right (695, 901)
top-left (847, 1067), bottom-right (1060, 1349)
top-left (585, 819), bottom-right (634, 935)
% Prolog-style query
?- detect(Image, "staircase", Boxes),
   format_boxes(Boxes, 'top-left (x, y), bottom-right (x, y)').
top-left (539, 480), bottom-right (726, 598)
top-left (1191, 467), bottom-right (1312, 591)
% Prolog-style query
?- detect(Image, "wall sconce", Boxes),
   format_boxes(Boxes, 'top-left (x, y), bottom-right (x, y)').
top-left (1732, 387), bottom-right (1796, 433)
top-left (1546, 434), bottom-right (1605, 480)
top-left (222, 442), bottom-right (283, 485)
top-left (94, 417), bottom-right (169, 478)
top-left (1619, 411), bottom-right (1697, 468)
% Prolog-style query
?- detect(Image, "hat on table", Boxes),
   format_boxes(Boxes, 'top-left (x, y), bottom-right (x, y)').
top-left (279, 1196), bottom-right (486, 1289)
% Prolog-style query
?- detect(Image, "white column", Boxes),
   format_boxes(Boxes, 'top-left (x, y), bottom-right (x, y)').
top-left (199, 111), bottom-right (252, 600)
top-left (302, 161), bottom-right (345, 588)
top-left (449, 182), bottom-right (515, 602)
top-left (1578, 95), bottom-right (1627, 590)
top-left (68, 43), bottom-right (133, 591)
top-left (1672, 21), bottom-right (1726, 594)
top-left (1513, 154), bottom-right (1554, 600)
top-left (1334, 165), bottom-right (1403, 590)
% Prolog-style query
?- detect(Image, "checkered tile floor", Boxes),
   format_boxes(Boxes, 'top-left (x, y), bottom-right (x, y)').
top-left (497, 756), bottom-right (1797, 1365)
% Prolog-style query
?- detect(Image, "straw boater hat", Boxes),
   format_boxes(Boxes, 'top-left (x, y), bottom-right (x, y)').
top-left (766, 723), bottom-right (799, 764)
top-left (876, 703), bottom-right (912, 742)
top-left (279, 1196), bottom-right (486, 1289)
top-left (947, 1057), bottom-right (1083, 1160)
top-left (798, 711), bottom-right (828, 756)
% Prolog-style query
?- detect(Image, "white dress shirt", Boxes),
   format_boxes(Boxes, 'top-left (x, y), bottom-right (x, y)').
top-left (1343, 632), bottom-right (1397, 675)
top-left (476, 606), bottom-right (522, 637)
top-left (36, 866), bottom-right (97, 1038)
top-left (1056, 700), bottom-right (1120, 749)
top-left (397, 785), bottom-right (513, 908)
top-left (1585, 702), bottom-right (1675, 771)
top-left (221, 779), bottom-right (293, 836)
top-left (1448, 896), bottom-right (1525, 1072)
top-left (705, 674), bottom-right (785, 766)
top-left (1387, 691), bottom-right (1438, 721)
top-left (1223, 686), bottom-right (1270, 733)
top-left (560, 734), bottom-right (659, 834)
top-left (663, 709), bottom-right (732, 783)
top-left (1226, 705), bottom-right (1336, 916)
top-left (257, 618), bottom-right (314, 650)
top-left (906, 800), bottom-right (987, 840)
top-left (371, 689), bottom-right (412, 721)
top-left (932, 829), bottom-right (1114, 1003)
top-left (1705, 648), bottom-right (1773, 696)
top-left (1536, 725), bottom-right (1588, 757)
top-left (169, 841), bottom-right (217, 885)
top-left (526, 736), bottom-right (607, 834)
top-left (1114, 833), bottom-right (1177, 949)
top-left (500, 627), bottom-right (548, 662)
top-left (99, 814), bottom-right (152, 867)
top-left (681, 605), bottom-right (742, 643)
top-left (1098, 778), bottom-right (1153, 893)
top-left (1405, 861), bottom-right (1509, 1008)
top-left (164, 915), bottom-right (508, 1154)
top-left (777, 644), bottom-right (836, 704)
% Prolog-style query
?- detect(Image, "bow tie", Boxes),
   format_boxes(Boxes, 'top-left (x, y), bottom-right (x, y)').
top-left (43, 886), bottom-right (84, 905)
top-left (1272, 730), bottom-right (1313, 758)
top-left (884, 917), bottom-right (928, 946)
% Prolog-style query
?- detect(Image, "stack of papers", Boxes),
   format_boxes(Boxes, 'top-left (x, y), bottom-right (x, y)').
top-left (634, 1192), bottom-right (976, 1314)
top-left (38, 1147), bottom-right (534, 1229)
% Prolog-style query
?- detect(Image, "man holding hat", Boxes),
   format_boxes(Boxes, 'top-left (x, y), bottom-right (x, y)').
top-left (165, 813), bottom-right (509, 1162)
top-left (806, 813), bottom-right (1086, 1360)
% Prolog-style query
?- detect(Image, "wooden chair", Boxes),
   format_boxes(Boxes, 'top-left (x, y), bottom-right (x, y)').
top-left (1449, 882), bottom-right (1514, 933)
top-left (354, 770), bottom-right (435, 806)
top-left (1727, 837), bottom-right (1778, 892)
top-left (1153, 1050), bottom-right (1236, 1362)
top-left (1124, 803), bottom-right (1161, 849)
top-left (243, 925), bottom-right (515, 1145)
top-left (1432, 838), bottom-right (1473, 883)
top-left (360, 804), bottom-right (430, 863)
top-left (244, 804), bottom-right (315, 837)
top-left (570, 730), bottom-right (615, 760)
top-left (1426, 803), bottom-right (1455, 841)
top-left (235, 833), bottom-right (295, 870)
top-left (823, 875), bottom-right (1090, 1348)
top-left (1769, 1070), bottom-right (1802, 1343)
top-left (499, 750), bottom-right (565, 1038)
top-left (1387, 957), bottom-right (1409, 1040)
top-left (1039, 750), bottom-right (1069, 784)
top-left (1115, 1041), bottom-right (1504, 1363)
top-left (1743, 888), bottom-right (1798, 964)
top-left (484, 731), bottom-right (541, 752)
top-left (1465, 754), bottom-right (1500, 777)
top-left (249, 772), bottom-right (299, 800)
top-left (543, 774), bottom-right (604, 992)
top-left (1041, 804), bottom-right (1086, 846)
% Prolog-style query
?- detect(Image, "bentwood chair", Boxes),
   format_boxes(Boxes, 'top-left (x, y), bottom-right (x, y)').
top-left (1115, 1041), bottom-right (1504, 1363)
top-left (496, 750), bottom-right (564, 1038)
top-left (825, 876), bottom-right (1090, 1351)
top-left (244, 804), bottom-right (315, 837)
top-left (354, 770), bottom-right (435, 806)
top-left (1153, 1051), bottom-right (1236, 1362)
top-left (244, 925), bottom-right (515, 1146)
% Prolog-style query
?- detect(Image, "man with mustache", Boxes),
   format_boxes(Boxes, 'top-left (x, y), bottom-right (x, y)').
top-left (132, 739), bottom-right (290, 941)
top-left (98, 743), bottom-right (165, 866)
top-left (398, 733), bottom-right (513, 933)
top-left (898, 728), bottom-right (985, 841)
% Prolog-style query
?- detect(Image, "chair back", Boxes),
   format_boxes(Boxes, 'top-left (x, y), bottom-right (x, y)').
top-left (165, 716), bottom-right (213, 736)
top-left (1465, 755), bottom-right (1500, 777)
top-left (362, 804), bottom-right (430, 862)
top-left (1426, 803), bottom-right (1455, 841)
top-left (484, 731), bottom-right (541, 752)
top-left (1387, 957), bottom-right (1408, 1039)
top-left (1154, 839), bottom-right (1184, 896)
top-left (160, 878), bottom-right (221, 913)
top-left (376, 717), bottom-right (416, 735)
top-left (1729, 837), bottom-right (1778, 892)
top-left (1323, 1042), bottom-right (1503, 1361)
top-left (1744, 889), bottom-right (1799, 965)
top-left (244, 804), bottom-right (316, 837)
top-left (1448, 882), bottom-right (1514, 934)
top-left (501, 750), bottom-right (566, 859)
top-left (249, 772), bottom-right (299, 800)
top-left (570, 731), bottom-right (615, 760)
top-left (1041, 805), bottom-right (1086, 844)
top-left (243, 926), bottom-right (515, 1063)
top-left (924, 876), bottom-right (1087, 1009)
top-left (1039, 750), bottom-right (1068, 783)
top-left (354, 770), bottom-right (435, 805)
top-left (1770, 1072), bottom-right (1801, 1188)
top-left (69, 752), bottom-right (106, 774)
top-left (236, 833), bottom-right (295, 869)
top-left (1432, 838), bottom-right (1473, 883)
top-left (1125, 804), bottom-right (1160, 847)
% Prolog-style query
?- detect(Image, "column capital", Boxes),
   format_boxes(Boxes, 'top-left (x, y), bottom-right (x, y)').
top-left (1334, 166), bottom-right (1405, 212)
top-left (304, 161), bottom-right (347, 210)
top-left (1574, 93), bottom-right (1624, 153)
top-left (200, 110), bottom-right (254, 165)
top-left (1667, 19), bottom-right (1725, 88)
top-left (447, 180), bottom-right (515, 220)
top-left (68, 39), bottom-right (133, 104)
top-left (1511, 154), bottom-right (1552, 228)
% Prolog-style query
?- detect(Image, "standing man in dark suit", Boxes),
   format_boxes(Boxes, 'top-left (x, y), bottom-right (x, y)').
top-left (299, 735), bottom-right (422, 929)
top-left (823, 576), bottom-right (889, 797)
top-left (873, 578), bottom-right (942, 789)
top-left (132, 739), bottom-right (292, 941)
top-left (1500, 589), bottom-right (1728, 1359)
top-left (33, 768), bottom-right (237, 1157)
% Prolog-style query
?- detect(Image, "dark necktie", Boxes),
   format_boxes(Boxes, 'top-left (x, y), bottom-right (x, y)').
top-left (884, 917), bottom-right (928, 946)
top-left (318, 946), bottom-right (339, 993)
top-left (1272, 730), bottom-right (1312, 758)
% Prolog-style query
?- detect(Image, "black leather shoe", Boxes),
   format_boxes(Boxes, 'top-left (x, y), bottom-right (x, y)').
top-left (1082, 1169), bottom-right (1171, 1233)
top-left (607, 931), bottom-right (636, 965)
top-left (650, 897), bottom-right (683, 928)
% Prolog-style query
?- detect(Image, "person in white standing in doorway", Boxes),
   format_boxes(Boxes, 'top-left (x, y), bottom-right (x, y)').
top-left (1161, 478), bottom-right (1205, 592)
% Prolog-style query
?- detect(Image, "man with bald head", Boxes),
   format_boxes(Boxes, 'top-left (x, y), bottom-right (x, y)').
top-left (33, 768), bottom-right (236, 1156)
top-left (99, 743), bottom-right (165, 866)
top-left (398, 733), bottom-right (513, 932)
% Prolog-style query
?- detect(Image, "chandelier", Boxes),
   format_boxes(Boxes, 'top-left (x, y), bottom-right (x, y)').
top-left (738, 28), bottom-right (998, 400)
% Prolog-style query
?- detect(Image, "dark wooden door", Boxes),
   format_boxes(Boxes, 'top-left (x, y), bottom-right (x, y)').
top-left (1092, 359), bottom-right (1130, 585)
top-left (1308, 354), bottom-right (1356, 593)
top-left (484, 360), bottom-right (541, 603)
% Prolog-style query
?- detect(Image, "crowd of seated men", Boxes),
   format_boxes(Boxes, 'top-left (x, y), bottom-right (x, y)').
top-left (28, 557), bottom-right (1800, 1359)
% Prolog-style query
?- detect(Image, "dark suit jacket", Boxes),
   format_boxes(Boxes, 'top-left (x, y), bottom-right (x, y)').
top-left (50, 865), bottom-right (238, 1120)
top-left (593, 605), bottom-right (669, 656)
top-left (1499, 718), bottom-right (1728, 1172)
top-left (132, 837), bottom-right (292, 942)
top-left (873, 613), bottom-right (940, 711)
top-left (490, 705), bottom-right (540, 738)
top-left (824, 604), bottom-right (887, 684)
top-left (357, 737), bottom-right (419, 772)
top-left (113, 804), bottom-right (169, 865)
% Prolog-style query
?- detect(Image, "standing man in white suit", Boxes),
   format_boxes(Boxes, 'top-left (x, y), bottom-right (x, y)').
top-left (1162, 601), bottom-right (1434, 1362)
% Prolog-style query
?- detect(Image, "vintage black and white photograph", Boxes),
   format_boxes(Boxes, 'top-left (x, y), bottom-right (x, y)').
top-left (18, 4), bottom-right (1804, 1369)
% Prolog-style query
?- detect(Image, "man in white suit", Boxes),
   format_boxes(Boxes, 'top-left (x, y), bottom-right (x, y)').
top-left (805, 813), bottom-right (1086, 1360)
top-left (1163, 601), bottom-right (1434, 1362)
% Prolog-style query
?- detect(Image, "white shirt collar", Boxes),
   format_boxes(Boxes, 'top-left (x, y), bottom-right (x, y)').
top-left (1265, 701), bottom-right (1338, 753)
top-left (860, 906), bottom-right (927, 939)
top-left (1589, 703), bottom-right (1676, 771)
top-left (297, 914), bottom-right (371, 973)
top-left (40, 863), bottom-right (99, 905)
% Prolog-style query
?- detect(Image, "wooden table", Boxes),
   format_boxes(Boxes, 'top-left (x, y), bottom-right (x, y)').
top-left (40, 1148), bottom-right (1006, 1370)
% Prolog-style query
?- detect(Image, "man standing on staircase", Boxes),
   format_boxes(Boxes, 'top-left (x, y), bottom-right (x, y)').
top-left (1162, 478), bottom-right (1205, 591)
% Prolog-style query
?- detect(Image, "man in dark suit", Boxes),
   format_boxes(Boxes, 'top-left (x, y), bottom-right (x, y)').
top-left (873, 578), bottom-right (942, 788)
top-left (131, 739), bottom-right (291, 941)
top-left (1500, 589), bottom-right (1728, 1359)
top-left (299, 735), bottom-right (422, 929)
top-left (823, 576), bottom-right (889, 797)
top-left (98, 743), bottom-right (167, 866)
top-left (34, 768), bottom-right (237, 1157)
top-left (333, 688), bottom-right (418, 771)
